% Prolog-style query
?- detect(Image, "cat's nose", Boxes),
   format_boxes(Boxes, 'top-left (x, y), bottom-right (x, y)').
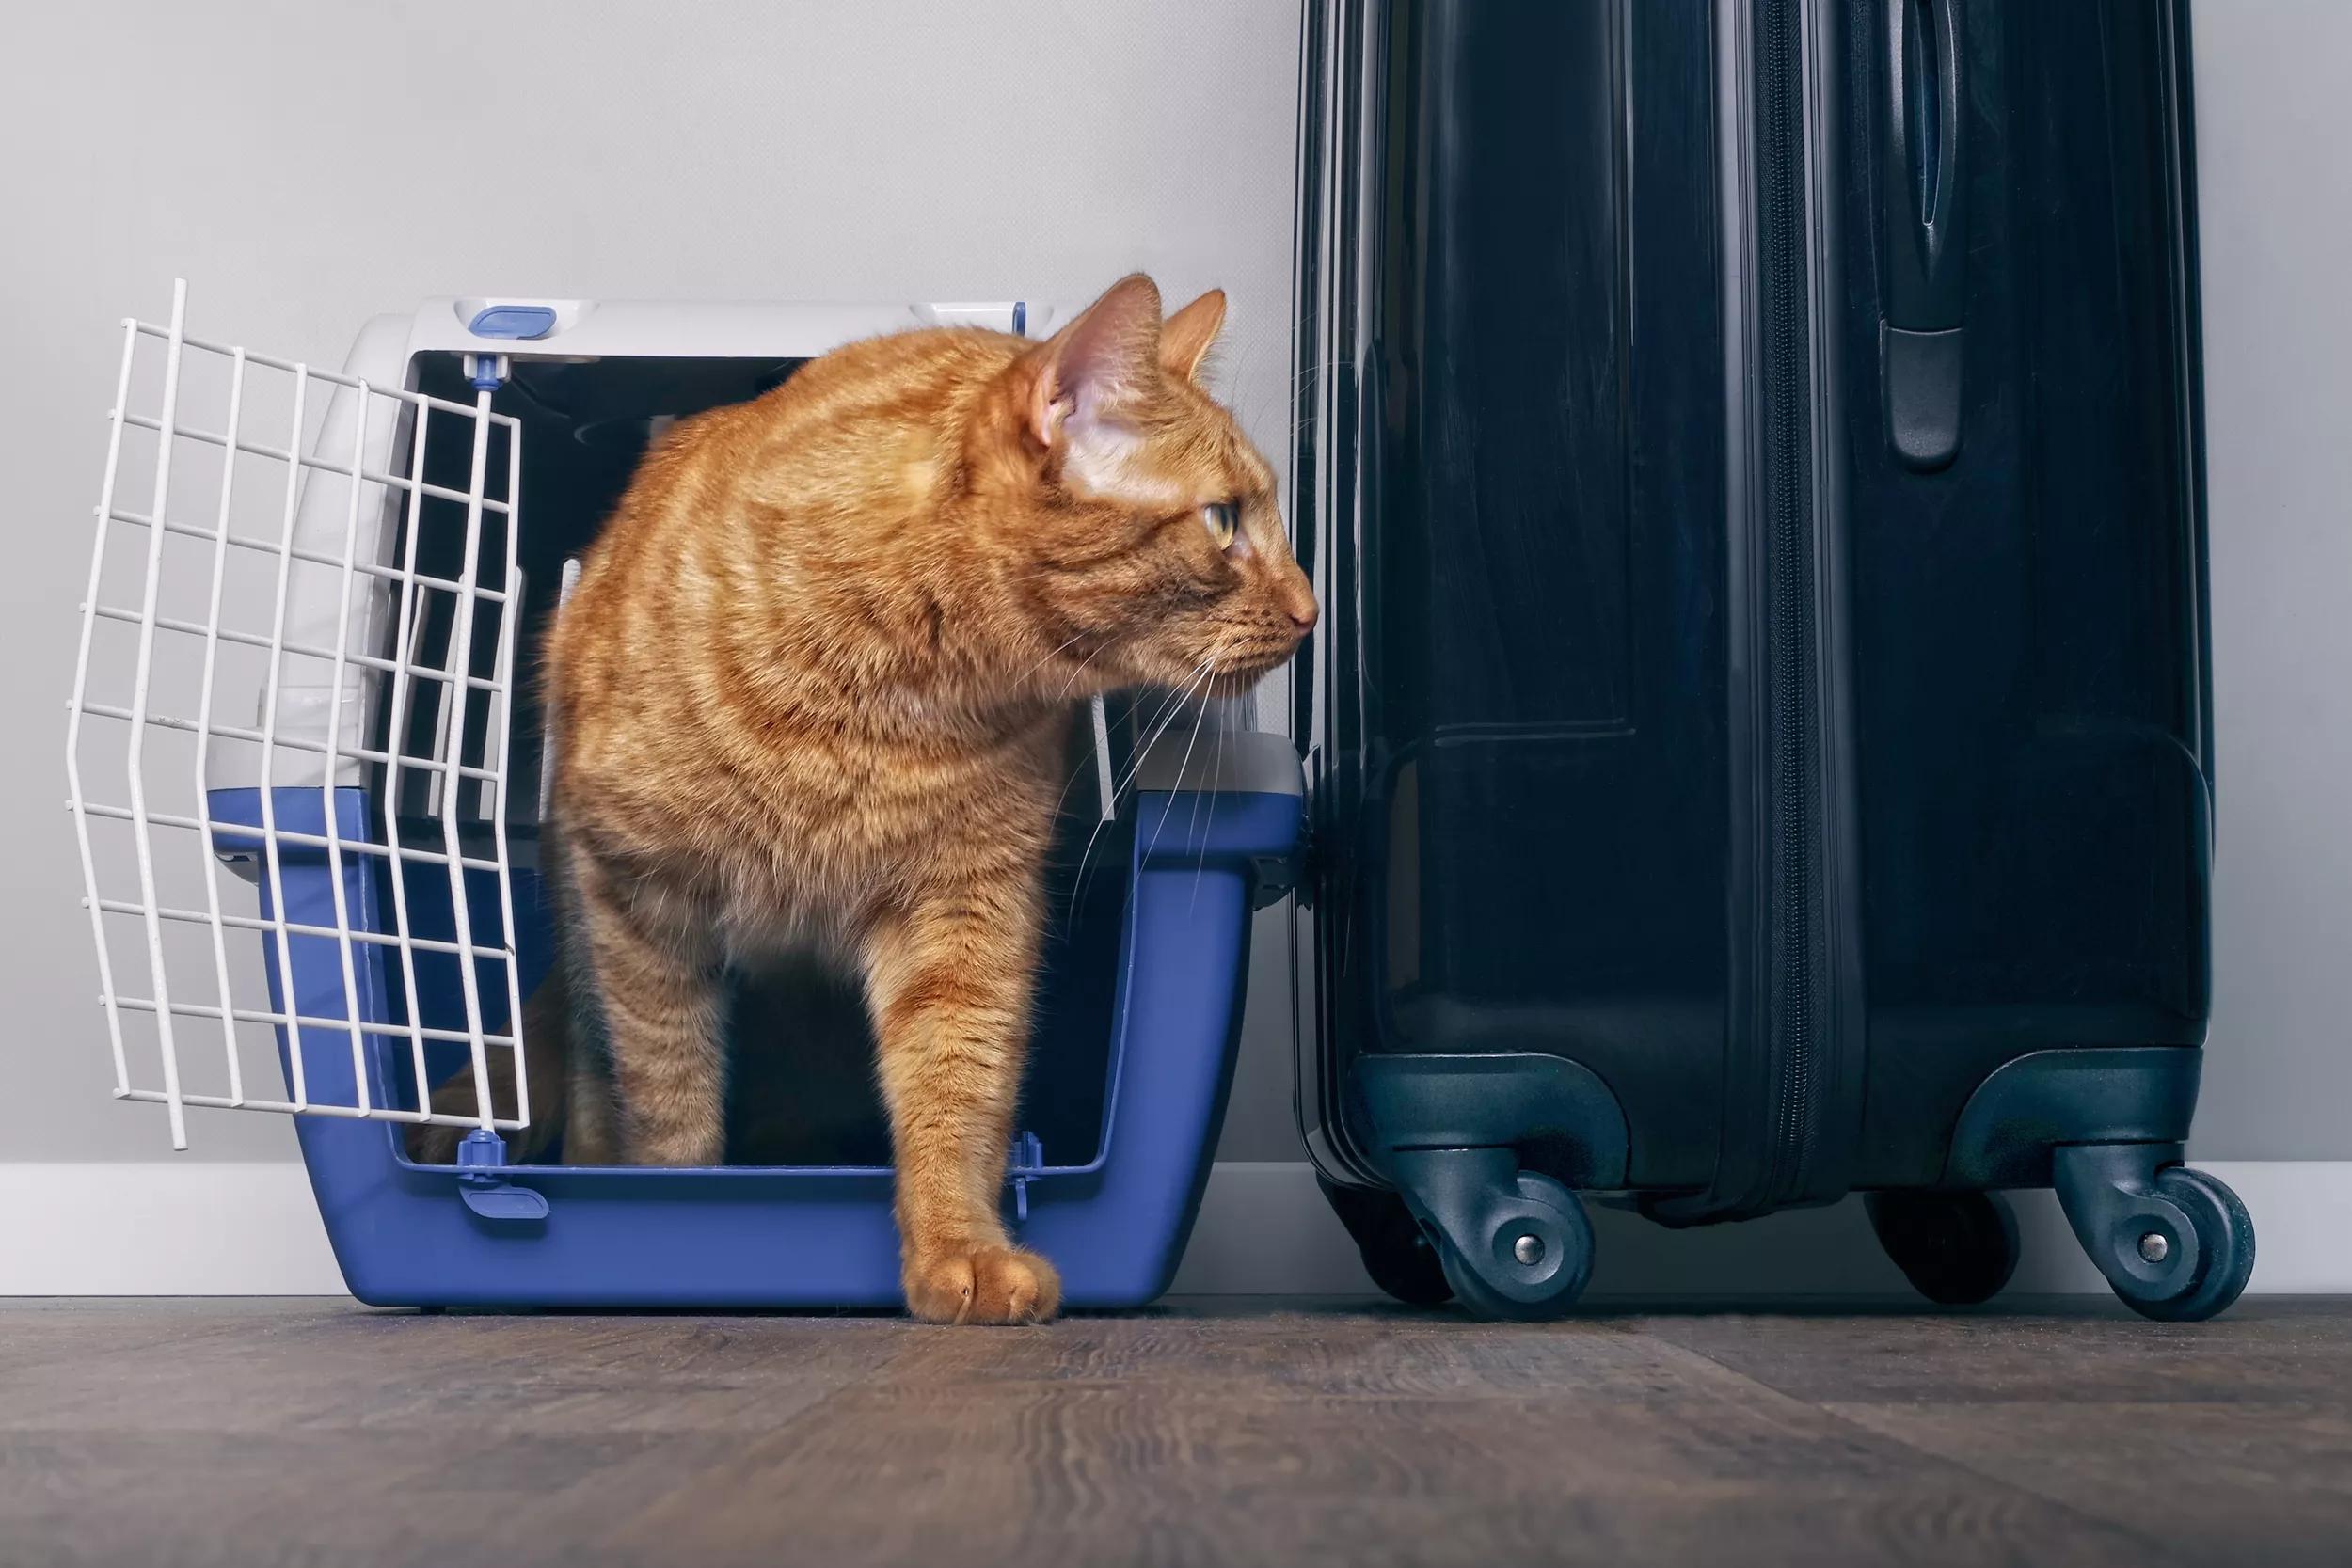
top-left (1278, 574), bottom-right (1319, 633)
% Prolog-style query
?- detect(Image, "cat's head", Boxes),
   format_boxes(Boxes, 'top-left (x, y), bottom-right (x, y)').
top-left (983, 274), bottom-right (1316, 698)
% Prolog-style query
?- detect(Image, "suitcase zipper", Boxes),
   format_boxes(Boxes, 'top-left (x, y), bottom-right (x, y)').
top-left (1754, 0), bottom-right (1829, 1206)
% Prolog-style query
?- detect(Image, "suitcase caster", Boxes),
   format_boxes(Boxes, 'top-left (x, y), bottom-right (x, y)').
top-left (1318, 1178), bottom-right (1454, 1307)
top-left (2053, 1145), bottom-right (2256, 1322)
top-left (1384, 1148), bottom-right (1594, 1322)
top-left (1865, 1190), bottom-right (2021, 1307)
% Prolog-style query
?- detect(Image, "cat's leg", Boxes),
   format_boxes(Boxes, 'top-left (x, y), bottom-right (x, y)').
top-left (568, 851), bottom-right (727, 1166)
top-left (405, 962), bottom-right (573, 1165)
top-left (862, 872), bottom-right (1061, 1324)
top-left (559, 1036), bottom-right (621, 1166)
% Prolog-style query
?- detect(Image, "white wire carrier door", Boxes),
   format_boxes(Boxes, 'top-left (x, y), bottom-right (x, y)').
top-left (65, 280), bottom-right (534, 1151)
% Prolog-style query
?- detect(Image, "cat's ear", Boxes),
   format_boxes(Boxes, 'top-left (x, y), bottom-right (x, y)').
top-left (1027, 274), bottom-right (1165, 451)
top-left (1160, 289), bottom-right (1227, 383)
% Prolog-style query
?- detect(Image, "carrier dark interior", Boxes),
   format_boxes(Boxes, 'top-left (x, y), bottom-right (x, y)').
top-left (378, 351), bottom-right (1140, 1170)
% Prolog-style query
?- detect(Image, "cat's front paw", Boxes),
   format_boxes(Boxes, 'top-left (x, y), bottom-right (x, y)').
top-left (903, 1243), bottom-right (1062, 1324)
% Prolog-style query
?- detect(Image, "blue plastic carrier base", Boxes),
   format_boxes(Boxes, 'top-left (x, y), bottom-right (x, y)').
top-left (208, 782), bottom-right (1298, 1309)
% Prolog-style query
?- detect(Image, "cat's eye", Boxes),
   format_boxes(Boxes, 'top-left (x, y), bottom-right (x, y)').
top-left (1201, 500), bottom-right (1240, 551)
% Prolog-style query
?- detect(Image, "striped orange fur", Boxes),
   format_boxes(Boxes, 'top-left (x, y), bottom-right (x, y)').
top-left (413, 276), bottom-right (1312, 1323)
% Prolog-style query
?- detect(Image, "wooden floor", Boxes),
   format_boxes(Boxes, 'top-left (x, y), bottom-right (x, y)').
top-left (3, 1298), bottom-right (2346, 1568)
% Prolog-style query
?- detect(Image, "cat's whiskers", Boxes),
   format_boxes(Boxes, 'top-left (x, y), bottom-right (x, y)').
top-left (1010, 628), bottom-right (1089, 690)
top-left (1188, 712), bottom-right (1229, 914)
top-left (1051, 671), bottom-right (1191, 826)
top-left (1075, 667), bottom-right (1203, 836)
top-left (1070, 648), bottom-right (1224, 901)
top-left (1051, 636), bottom-right (1116, 703)
top-left (1142, 635), bottom-right (1239, 867)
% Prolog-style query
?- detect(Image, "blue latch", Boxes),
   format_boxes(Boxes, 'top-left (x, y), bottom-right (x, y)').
top-left (467, 304), bottom-right (558, 340)
top-left (1008, 1130), bottom-right (1044, 1224)
top-left (454, 1129), bottom-right (549, 1222)
top-left (1012, 300), bottom-right (1028, 337)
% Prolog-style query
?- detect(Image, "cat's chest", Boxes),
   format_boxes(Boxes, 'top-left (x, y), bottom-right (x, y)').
top-left (698, 722), bottom-right (1057, 889)
top-left (565, 691), bottom-right (1065, 925)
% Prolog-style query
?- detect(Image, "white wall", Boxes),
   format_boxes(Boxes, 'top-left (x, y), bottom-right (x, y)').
top-left (2185, 0), bottom-right (2352, 1159)
top-left (2, 2), bottom-right (2344, 1293)
top-left (0, 0), bottom-right (1308, 1165)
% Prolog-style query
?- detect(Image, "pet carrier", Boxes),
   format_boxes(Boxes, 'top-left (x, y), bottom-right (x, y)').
top-left (65, 280), bottom-right (1301, 1308)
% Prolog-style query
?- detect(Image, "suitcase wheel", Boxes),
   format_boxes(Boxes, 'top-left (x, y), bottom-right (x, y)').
top-left (1381, 1148), bottom-right (1595, 1322)
top-left (1431, 1171), bottom-right (1594, 1323)
top-left (2053, 1147), bottom-right (2257, 1323)
top-left (2108, 1166), bottom-right (2256, 1323)
top-left (1865, 1190), bottom-right (2021, 1307)
top-left (1318, 1178), bottom-right (1455, 1307)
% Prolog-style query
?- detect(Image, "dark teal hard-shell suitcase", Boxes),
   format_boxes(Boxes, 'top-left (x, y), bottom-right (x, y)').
top-left (1291, 0), bottom-right (2251, 1319)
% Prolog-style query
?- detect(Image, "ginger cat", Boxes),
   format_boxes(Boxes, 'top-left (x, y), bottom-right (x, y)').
top-left (411, 276), bottom-right (1315, 1323)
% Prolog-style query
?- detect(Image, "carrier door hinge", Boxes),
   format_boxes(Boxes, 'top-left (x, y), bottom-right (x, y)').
top-left (461, 352), bottom-right (510, 393)
top-left (1007, 1131), bottom-right (1044, 1225)
top-left (455, 1129), bottom-right (549, 1222)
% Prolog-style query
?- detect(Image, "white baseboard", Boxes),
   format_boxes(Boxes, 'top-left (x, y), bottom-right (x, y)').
top-left (1, 1160), bottom-right (2343, 1298)
top-left (0, 1162), bottom-right (346, 1295)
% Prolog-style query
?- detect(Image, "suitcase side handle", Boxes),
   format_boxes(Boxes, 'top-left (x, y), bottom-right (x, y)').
top-left (1882, 0), bottom-right (1969, 470)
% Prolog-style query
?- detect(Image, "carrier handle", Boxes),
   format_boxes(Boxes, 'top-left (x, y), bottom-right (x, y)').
top-left (1881, 0), bottom-right (1968, 470)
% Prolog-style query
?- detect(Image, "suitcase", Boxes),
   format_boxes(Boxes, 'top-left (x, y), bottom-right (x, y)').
top-left (1289, 0), bottom-right (2253, 1319)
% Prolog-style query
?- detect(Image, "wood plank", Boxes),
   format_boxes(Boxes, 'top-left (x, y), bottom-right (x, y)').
top-left (608, 1387), bottom-right (2174, 1568)
top-left (4, 1299), bottom-right (2344, 1568)
top-left (1827, 1401), bottom-right (2352, 1568)
top-left (1635, 1297), bottom-right (2352, 1410)
top-left (615, 1307), bottom-right (2177, 1568)
top-left (0, 1304), bottom-right (908, 1434)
